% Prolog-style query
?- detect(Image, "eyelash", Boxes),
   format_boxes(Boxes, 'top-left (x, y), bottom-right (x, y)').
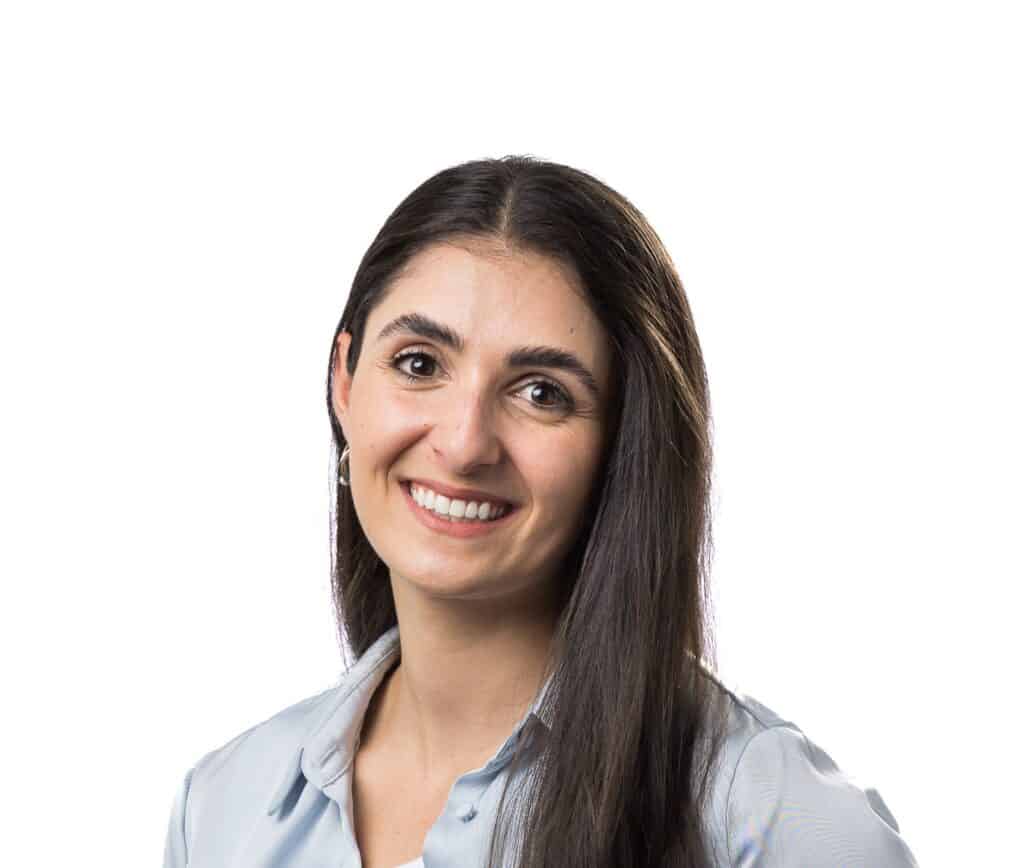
top-left (390, 348), bottom-right (575, 413)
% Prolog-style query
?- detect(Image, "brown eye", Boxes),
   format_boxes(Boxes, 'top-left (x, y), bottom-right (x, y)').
top-left (517, 379), bottom-right (574, 412)
top-left (392, 350), bottom-right (440, 381)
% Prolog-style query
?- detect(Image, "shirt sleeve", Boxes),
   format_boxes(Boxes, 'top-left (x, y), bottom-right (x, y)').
top-left (162, 767), bottom-right (194, 868)
top-left (726, 725), bottom-right (919, 867)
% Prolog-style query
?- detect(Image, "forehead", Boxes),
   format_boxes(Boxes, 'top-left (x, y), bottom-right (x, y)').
top-left (367, 240), bottom-right (611, 371)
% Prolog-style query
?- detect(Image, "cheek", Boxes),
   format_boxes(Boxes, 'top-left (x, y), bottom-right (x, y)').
top-left (347, 384), bottom-right (428, 476)
top-left (528, 428), bottom-right (604, 513)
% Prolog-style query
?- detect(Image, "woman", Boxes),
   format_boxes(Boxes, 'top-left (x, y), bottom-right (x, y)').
top-left (163, 156), bottom-right (919, 867)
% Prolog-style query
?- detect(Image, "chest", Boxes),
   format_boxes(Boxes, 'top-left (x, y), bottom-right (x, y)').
top-left (350, 752), bottom-right (453, 868)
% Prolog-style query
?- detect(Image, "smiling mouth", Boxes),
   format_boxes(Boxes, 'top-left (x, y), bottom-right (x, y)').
top-left (400, 480), bottom-right (517, 524)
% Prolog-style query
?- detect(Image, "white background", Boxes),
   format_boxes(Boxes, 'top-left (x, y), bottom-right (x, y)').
top-left (2, 1), bottom-right (1020, 865)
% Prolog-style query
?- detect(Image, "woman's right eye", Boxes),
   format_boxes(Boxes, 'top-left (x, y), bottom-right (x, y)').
top-left (391, 349), bottom-right (439, 381)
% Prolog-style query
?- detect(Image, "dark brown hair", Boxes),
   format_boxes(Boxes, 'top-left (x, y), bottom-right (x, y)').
top-left (325, 155), bottom-right (730, 867)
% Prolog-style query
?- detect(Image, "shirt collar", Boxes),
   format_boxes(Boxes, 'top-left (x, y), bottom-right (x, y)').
top-left (267, 625), bottom-right (556, 815)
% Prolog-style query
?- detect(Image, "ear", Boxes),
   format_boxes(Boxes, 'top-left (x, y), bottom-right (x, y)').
top-left (332, 331), bottom-right (355, 428)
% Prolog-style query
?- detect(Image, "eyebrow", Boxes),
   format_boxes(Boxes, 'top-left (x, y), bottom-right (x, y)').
top-left (376, 312), bottom-right (602, 403)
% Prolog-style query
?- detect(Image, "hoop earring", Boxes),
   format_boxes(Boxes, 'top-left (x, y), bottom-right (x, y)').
top-left (338, 444), bottom-right (351, 487)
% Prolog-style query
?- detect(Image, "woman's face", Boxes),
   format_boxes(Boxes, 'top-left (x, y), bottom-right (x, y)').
top-left (332, 239), bottom-right (613, 609)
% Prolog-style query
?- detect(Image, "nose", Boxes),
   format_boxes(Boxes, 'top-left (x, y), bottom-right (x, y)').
top-left (429, 385), bottom-right (503, 475)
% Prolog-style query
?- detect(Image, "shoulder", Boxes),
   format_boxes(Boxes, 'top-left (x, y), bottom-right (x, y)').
top-left (181, 628), bottom-right (402, 820)
top-left (192, 684), bottom-right (338, 779)
top-left (186, 683), bottom-right (341, 811)
top-left (702, 677), bottom-right (919, 866)
top-left (163, 684), bottom-right (344, 867)
top-left (165, 629), bottom-right (403, 866)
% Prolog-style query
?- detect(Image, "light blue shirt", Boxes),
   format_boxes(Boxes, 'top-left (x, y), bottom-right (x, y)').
top-left (163, 626), bottom-right (919, 866)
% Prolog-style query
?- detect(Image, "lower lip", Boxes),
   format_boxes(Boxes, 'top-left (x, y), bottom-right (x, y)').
top-left (401, 482), bottom-right (516, 538)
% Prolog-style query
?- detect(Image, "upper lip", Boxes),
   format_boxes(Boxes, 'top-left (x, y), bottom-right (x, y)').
top-left (402, 477), bottom-right (517, 508)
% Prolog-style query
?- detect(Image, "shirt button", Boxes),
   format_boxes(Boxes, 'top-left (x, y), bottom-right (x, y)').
top-left (458, 805), bottom-right (478, 822)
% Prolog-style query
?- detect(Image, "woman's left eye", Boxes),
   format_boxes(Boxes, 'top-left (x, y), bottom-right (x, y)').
top-left (515, 380), bottom-right (574, 411)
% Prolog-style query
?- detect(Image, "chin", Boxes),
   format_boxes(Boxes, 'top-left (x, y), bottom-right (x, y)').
top-left (394, 563), bottom-right (501, 597)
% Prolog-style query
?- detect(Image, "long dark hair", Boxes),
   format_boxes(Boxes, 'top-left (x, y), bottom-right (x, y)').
top-left (325, 155), bottom-right (730, 867)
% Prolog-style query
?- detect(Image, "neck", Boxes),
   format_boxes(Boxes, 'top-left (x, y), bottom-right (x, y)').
top-left (368, 577), bottom-right (558, 785)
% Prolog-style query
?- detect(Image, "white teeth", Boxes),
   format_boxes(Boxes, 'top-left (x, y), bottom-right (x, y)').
top-left (408, 484), bottom-right (506, 522)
